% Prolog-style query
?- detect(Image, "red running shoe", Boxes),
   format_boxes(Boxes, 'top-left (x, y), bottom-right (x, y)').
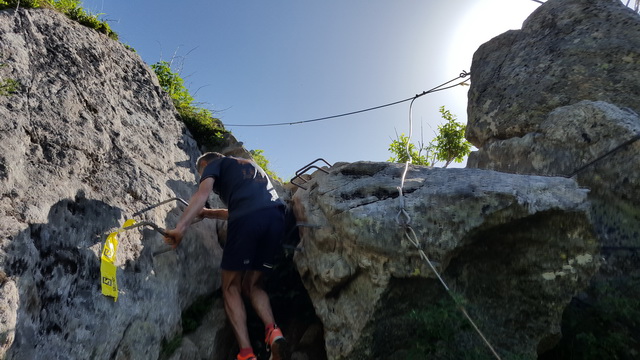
top-left (265, 325), bottom-right (289, 360)
top-left (236, 352), bottom-right (257, 360)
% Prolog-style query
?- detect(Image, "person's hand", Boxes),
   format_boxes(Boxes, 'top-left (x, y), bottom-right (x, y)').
top-left (163, 228), bottom-right (184, 249)
top-left (198, 208), bottom-right (211, 219)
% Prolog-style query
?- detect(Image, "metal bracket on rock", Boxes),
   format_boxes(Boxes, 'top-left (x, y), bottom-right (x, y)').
top-left (122, 220), bottom-right (167, 236)
top-left (133, 197), bottom-right (189, 217)
top-left (125, 197), bottom-right (203, 256)
top-left (283, 222), bottom-right (322, 253)
top-left (395, 187), bottom-right (411, 227)
top-left (117, 220), bottom-right (174, 256)
top-left (291, 158), bottom-right (332, 190)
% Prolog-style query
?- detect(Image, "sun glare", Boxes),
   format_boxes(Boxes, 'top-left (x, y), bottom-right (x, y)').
top-left (449, 0), bottom-right (540, 73)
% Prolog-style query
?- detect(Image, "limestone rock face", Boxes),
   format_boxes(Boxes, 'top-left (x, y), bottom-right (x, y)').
top-left (0, 8), bottom-right (223, 359)
top-left (465, 0), bottom-right (640, 357)
top-left (469, 100), bottom-right (640, 183)
top-left (292, 162), bottom-right (599, 359)
top-left (466, 0), bottom-right (640, 148)
top-left (465, 0), bottom-right (640, 287)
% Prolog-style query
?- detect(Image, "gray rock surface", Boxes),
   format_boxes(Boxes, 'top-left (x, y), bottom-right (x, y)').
top-left (0, 8), bottom-right (224, 359)
top-left (2, 0), bottom-right (635, 358)
top-left (466, 0), bottom-right (640, 148)
top-left (292, 162), bottom-right (599, 359)
top-left (465, 0), bottom-right (640, 286)
top-left (468, 100), bottom-right (640, 182)
top-left (465, 0), bottom-right (640, 357)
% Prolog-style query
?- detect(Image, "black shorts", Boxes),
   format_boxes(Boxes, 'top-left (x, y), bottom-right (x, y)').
top-left (221, 205), bottom-right (285, 271)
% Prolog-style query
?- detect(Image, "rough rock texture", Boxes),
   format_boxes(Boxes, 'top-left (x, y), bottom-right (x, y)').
top-left (0, 8), bottom-right (225, 359)
top-left (469, 100), bottom-right (640, 181)
top-left (292, 162), bottom-right (599, 359)
top-left (3, 1), bottom-right (635, 359)
top-left (466, 0), bottom-right (640, 148)
top-left (466, 0), bottom-right (640, 357)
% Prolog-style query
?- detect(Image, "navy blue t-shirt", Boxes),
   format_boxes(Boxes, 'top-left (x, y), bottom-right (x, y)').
top-left (200, 157), bottom-right (283, 220)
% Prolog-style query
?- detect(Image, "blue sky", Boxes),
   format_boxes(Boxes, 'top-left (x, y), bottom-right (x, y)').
top-left (82, 0), bottom-right (540, 179)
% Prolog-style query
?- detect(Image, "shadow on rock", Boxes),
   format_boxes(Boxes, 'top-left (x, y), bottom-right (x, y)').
top-left (2, 190), bottom-right (124, 359)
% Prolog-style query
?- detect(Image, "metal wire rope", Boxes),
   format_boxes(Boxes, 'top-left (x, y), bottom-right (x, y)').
top-left (566, 133), bottom-right (640, 178)
top-left (396, 71), bottom-right (471, 221)
top-left (403, 226), bottom-right (503, 360)
top-left (224, 71), bottom-right (470, 127)
top-left (395, 70), bottom-right (502, 360)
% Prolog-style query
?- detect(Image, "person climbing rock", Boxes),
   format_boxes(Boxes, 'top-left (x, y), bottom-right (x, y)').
top-left (163, 152), bottom-right (289, 360)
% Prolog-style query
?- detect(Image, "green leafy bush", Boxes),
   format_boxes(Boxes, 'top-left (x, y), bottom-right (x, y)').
top-left (433, 106), bottom-right (472, 167)
top-left (388, 106), bottom-right (471, 168)
top-left (388, 133), bottom-right (434, 166)
top-left (151, 61), bottom-right (228, 150)
top-left (250, 149), bottom-right (281, 182)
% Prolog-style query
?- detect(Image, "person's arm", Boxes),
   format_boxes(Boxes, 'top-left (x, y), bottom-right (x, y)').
top-left (163, 177), bottom-right (214, 248)
top-left (200, 208), bottom-right (229, 220)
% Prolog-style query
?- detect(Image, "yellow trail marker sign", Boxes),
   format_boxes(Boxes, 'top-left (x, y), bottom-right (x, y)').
top-left (100, 219), bottom-right (136, 301)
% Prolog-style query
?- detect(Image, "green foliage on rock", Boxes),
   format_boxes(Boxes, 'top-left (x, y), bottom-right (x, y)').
top-left (0, 78), bottom-right (20, 95)
top-left (388, 106), bottom-right (472, 168)
top-left (388, 133), bottom-right (433, 166)
top-left (0, 62), bottom-right (21, 96)
top-left (250, 149), bottom-right (281, 182)
top-left (151, 61), bottom-right (228, 150)
top-left (0, 0), bottom-right (118, 40)
top-left (433, 106), bottom-right (472, 167)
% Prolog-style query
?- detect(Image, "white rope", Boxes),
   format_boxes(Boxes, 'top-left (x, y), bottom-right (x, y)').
top-left (396, 88), bottom-right (502, 360)
top-left (395, 97), bottom-right (418, 227)
top-left (404, 227), bottom-right (503, 360)
top-left (13, 0), bottom-right (21, 25)
top-left (399, 96), bottom-right (417, 190)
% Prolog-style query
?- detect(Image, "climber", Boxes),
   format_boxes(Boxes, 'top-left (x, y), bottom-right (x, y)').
top-left (163, 152), bottom-right (288, 360)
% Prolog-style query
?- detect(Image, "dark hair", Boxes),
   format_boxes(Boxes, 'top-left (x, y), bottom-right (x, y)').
top-left (196, 152), bottom-right (224, 173)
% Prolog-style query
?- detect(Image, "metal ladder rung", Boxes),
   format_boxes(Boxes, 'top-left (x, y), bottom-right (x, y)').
top-left (291, 158), bottom-right (332, 190)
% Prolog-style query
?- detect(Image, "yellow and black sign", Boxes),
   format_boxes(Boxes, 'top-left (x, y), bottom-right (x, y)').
top-left (100, 219), bottom-right (136, 301)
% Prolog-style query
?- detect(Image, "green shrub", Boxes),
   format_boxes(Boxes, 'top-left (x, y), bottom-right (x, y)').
top-left (432, 106), bottom-right (472, 167)
top-left (151, 61), bottom-right (228, 150)
top-left (388, 106), bottom-right (471, 168)
top-left (250, 149), bottom-right (281, 182)
top-left (388, 132), bottom-right (433, 166)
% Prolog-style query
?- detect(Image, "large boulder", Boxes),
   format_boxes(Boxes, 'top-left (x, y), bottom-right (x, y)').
top-left (0, 8), bottom-right (225, 359)
top-left (469, 100), bottom-right (640, 185)
top-left (292, 162), bottom-right (599, 359)
top-left (466, 0), bottom-right (640, 148)
top-left (466, 0), bottom-right (640, 357)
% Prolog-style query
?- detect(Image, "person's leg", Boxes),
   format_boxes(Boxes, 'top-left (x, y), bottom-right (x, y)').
top-left (242, 270), bottom-right (275, 325)
top-left (222, 270), bottom-right (252, 350)
top-left (243, 270), bottom-right (287, 360)
top-left (222, 213), bottom-right (261, 354)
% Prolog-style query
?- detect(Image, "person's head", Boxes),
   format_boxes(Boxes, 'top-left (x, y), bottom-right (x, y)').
top-left (196, 152), bottom-right (225, 175)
